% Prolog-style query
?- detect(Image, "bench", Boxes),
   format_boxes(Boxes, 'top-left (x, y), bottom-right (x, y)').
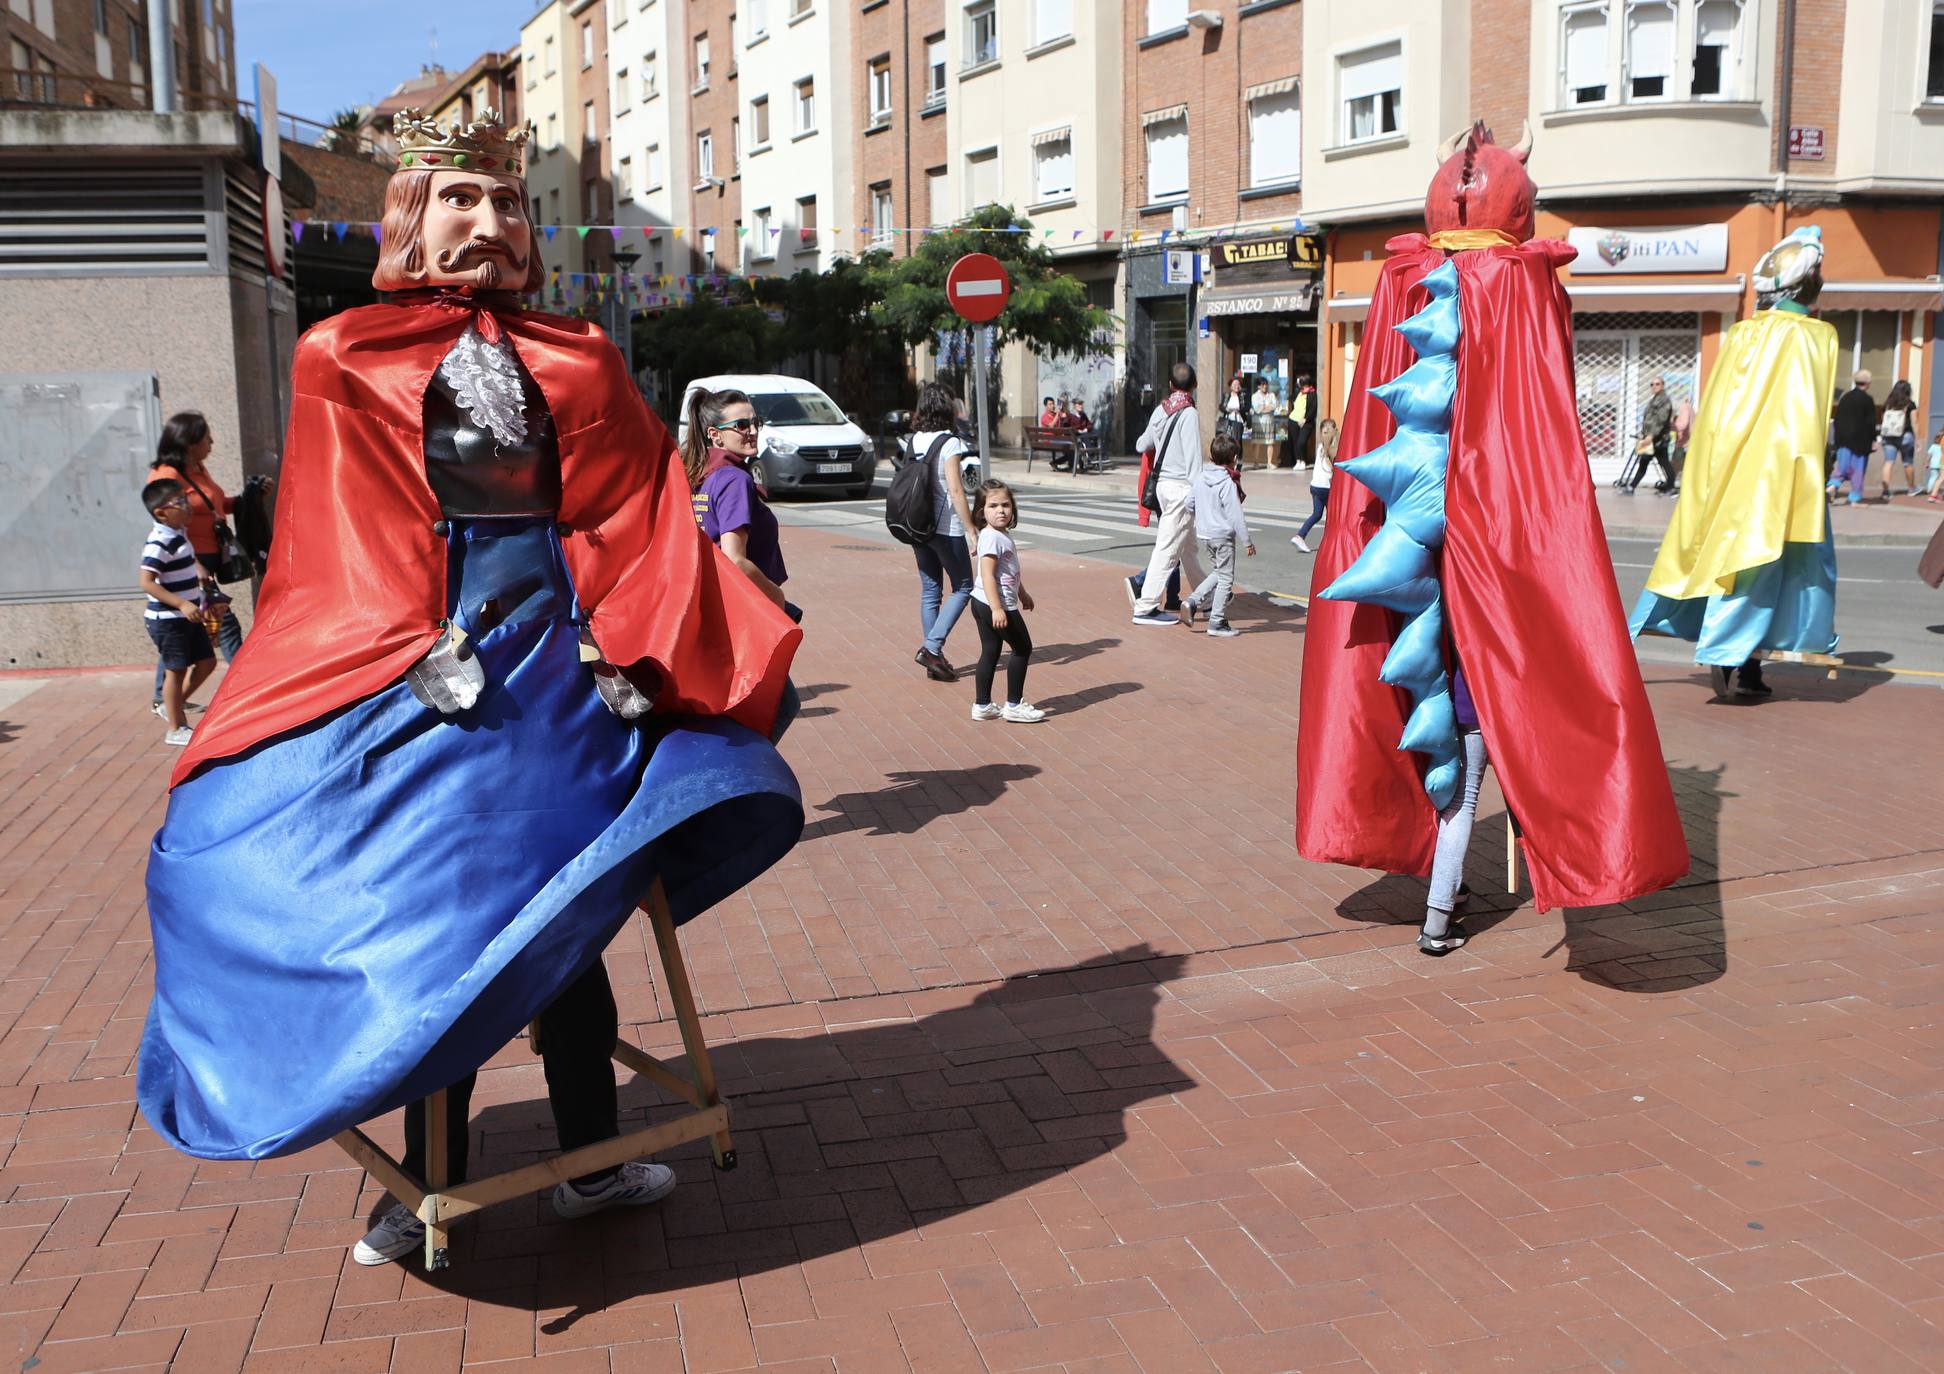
top-left (1024, 425), bottom-right (1109, 474)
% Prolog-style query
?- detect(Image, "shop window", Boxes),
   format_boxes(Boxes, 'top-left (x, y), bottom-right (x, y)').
top-left (1624, 1), bottom-right (1675, 100)
top-left (1031, 129), bottom-right (1073, 203)
top-left (1247, 82), bottom-right (1301, 188)
top-left (1035, 0), bottom-right (1072, 45)
top-left (964, 146), bottom-right (999, 213)
top-left (1143, 111), bottom-right (1188, 202)
top-left (1338, 41), bottom-right (1402, 142)
top-left (1692, 0), bottom-right (1743, 98)
top-left (1927, 1), bottom-right (1944, 101)
top-left (1560, 4), bottom-right (1608, 106)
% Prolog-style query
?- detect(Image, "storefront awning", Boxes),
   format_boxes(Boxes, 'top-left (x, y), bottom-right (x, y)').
top-left (1201, 282), bottom-right (1317, 317)
top-left (1817, 279), bottom-right (1944, 312)
top-left (1566, 280), bottom-right (1744, 313)
top-left (1324, 294), bottom-right (1371, 322)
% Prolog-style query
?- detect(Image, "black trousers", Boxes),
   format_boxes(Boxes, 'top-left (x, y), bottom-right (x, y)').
top-left (1621, 435), bottom-right (1673, 491)
top-left (401, 959), bottom-right (620, 1188)
top-left (970, 599), bottom-right (1032, 705)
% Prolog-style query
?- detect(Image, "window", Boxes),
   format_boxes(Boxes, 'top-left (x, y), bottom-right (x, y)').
top-left (791, 0), bottom-right (812, 17)
top-left (1034, 0), bottom-right (1072, 45)
top-left (697, 129), bottom-right (714, 179)
top-left (532, 196), bottom-right (543, 225)
top-left (964, 1), bottom-right (997, 69)
top-left (583, 99), bottom-right (597, 143)
top-left (641, 51), bottom-right (658, 98)
top-left (546, 110), bottom-right (559, 150)
top-left (1031, 129), bottom-right (1073, 202)
top-left (1247, 81), bottom-right (1301, 188)
top-left (1560, 4), bottom-right (1608, 105)
top-left (694, 34), bottom-right (710, 89)
top-left (964, 146), bottom-right (999, 212)
top-left (730, 11), bottom-right (739, 55)
top-left (544, 35), bottom-right (556, 75)
top-left (750, 0), bottom-right (768, 36)
top-left (732, 115), bottom-right (742, 171)
top-left (751, 94), bottom-right (770, 146)
top-left (1338, 41), bottom-right (1402, 142)
top-left (581, 20), bottom-right (595, 68)
top-left (796, 195), bottom-right (817, 247)
top-left (645, 142), bottom-right (663, 189)
top-left (1930, 2), bottom-right (1944, 101)
top-left (525, 48), bottom-right (538, 88)
top-left (1142, 111), bottom-right (1188, 201)
top-left (794, 77), bottom-right (816, 134)
top-left (754, 205), bottom-right (774, 259)
top-left (1146, 0), bottom-right (1187, 35)
top-left (93, 0), bottom-right (107, 35)
top-left (1625, 1), bottom-right (1674, 100)
top-left (549, 188), bottom-right (560, 224)
top-left (1692, 0), bottom-right (1743, 99)
top-left (925, 35), bottom-right (947, 105)
top-left (616, 66), bottom-right (631, 111)
top-left (582, 178), bottom-right (600, 222)
top-left (130, 19), bottom-right (145, 67)
top-left (871, 184), bottom-right (895, 245)
top-left (869, 56), bottom-right (892, 122)
top-left (619, 156), bottom-right (633, 200)
top-left (927, 166), bottom-right (949, 226)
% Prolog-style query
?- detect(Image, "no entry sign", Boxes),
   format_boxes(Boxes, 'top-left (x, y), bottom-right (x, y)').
top-left (946, 252), bottom-right (1011, 324)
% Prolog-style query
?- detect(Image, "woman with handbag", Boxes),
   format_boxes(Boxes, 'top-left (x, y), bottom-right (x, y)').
top-left (147, 413), bottom-right (270, 714)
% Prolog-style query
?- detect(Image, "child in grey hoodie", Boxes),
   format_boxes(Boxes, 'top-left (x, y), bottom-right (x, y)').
top-left (1180, 434), bottom-right (1254, 637)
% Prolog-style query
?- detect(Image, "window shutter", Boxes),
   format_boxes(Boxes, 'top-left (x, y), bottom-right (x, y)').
top-left (1248, 87), bottom-right (1301, 186)
top-left (1564, 9), bottom-right (1607, 92)
top-left (1339, 44), bottom-right (1401, 103)
top-left (1145, 116), bottom-right (1188, 200)
top-left (1627, 3), bottom-right (1674, 81)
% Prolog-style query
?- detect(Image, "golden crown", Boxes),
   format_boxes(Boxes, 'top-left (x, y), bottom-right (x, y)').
top-left (393, 107), bottom-right (528, 177)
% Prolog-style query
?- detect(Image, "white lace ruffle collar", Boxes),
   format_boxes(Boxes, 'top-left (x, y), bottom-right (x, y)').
top-left (438, 324), bottom-right (528, 449)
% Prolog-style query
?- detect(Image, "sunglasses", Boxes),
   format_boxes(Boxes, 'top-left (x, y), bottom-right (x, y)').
top-left (710, 417), bottom-right (760, 434)
top-left (158, 496), bottom-right (191, 510)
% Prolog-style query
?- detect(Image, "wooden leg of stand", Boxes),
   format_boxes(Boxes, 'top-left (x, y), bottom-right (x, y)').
top-left (1506, 817), bottom-right (1519, 894)
top-left (422, 1086), bottom-right (451, 1271)
top-left (646, 880), bottom-right (735, 1170)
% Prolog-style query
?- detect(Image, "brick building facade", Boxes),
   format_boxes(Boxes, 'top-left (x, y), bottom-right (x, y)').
top-left (4, 0), bottom-right (233, 111)
top-left (851, 0), bottom-right (943, 257)
top-left (684, 0), bottom-right (741, 271)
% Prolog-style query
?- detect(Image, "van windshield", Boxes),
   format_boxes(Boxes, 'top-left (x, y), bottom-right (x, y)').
top-left (753, 393), bottom-right (847, 427)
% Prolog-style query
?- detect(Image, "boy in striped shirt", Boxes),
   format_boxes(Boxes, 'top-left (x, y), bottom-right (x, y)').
top-left (140, 478), bottom-right (216, 746)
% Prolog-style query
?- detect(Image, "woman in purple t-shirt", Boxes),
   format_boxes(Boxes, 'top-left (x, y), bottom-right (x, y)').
top-left (683, 387), bottom-right (789, 609)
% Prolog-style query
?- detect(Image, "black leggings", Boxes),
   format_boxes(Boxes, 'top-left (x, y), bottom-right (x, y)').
top-left (971, 599), bottom-right (1032, 705)
top-left (402, 959), bottom-right (621, 1188)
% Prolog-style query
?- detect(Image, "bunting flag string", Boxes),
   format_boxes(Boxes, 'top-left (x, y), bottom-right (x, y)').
top-left (290, 217), bottom-right (1296, 246)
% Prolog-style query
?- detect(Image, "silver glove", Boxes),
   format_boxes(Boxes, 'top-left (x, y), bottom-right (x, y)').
top-left (406, 624), bottom-right (484, 714)
top-left (581, 627), bottom-right (655, 719)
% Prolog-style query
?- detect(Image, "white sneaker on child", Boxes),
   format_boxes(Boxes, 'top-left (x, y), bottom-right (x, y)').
top-left (162, 725), bottom-right (194, 746)
top-left (1290, 535), bottom-right (1311, 552)
top-left (1001, 702), bottom-right (1046, 723)
top-left (969, 702), bottom-right (1002, 721)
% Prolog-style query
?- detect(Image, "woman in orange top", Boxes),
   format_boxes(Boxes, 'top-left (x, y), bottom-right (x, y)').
top-left (146, 412), bottom-right (256, 709)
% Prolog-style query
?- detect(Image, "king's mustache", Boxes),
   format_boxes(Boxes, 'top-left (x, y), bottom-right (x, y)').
top-left (435, 236), bottom-right (523, 287)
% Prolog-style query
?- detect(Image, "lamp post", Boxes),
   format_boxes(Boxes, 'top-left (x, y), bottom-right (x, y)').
top-left (611, 245), bottom-right (642, 391)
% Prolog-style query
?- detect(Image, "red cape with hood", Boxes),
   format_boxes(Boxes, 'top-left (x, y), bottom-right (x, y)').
top-left (172, 298), bottom-right (800, 787)
top-left (1296, 235), bottom-right (1688, 912)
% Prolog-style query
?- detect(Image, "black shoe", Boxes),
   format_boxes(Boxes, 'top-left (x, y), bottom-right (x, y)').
top-left (1417, 914), bottom-right (1468, 957)
top-left (1737, 662), bottom-right (1772, 697)
top-left (916, 648), bottom-right (958, 683)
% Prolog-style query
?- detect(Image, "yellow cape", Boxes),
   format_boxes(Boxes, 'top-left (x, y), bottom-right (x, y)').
top-left (1644, 310), bottom-right (1838, 600)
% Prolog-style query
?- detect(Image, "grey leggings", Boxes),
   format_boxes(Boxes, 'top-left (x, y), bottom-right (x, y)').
top-left (1428, 731), bottom-right (1488, 913)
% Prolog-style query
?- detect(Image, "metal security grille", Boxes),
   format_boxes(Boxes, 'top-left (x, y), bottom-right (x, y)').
top-left (0, 167), bottom-right (212, 274)
top-left (1572, 311), bottom-right (1700, 483)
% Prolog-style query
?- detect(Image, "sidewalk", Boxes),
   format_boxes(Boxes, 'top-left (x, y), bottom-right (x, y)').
top-left (1, 524), bottom-right (1941, 1373)
top-left (974, 446), bottom-right (1943, 547)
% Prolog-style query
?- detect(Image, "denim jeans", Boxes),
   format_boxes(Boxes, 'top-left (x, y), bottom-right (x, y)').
top-left (913, 532), bottom-right (973, 656)
top-left (1829, 446), bottom-right (1869, 504)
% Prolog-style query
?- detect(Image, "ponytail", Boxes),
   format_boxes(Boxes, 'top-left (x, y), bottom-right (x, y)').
top-left (681, 386), bottom-right (755, 489)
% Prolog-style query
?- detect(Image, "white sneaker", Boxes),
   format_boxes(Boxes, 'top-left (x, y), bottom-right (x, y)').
top-left (1205, 621), bottom-right (1240, 638)
top-left (551, 1160), bottom-right (677, 1220)
top-left (969, 702), bottom-right (1003, 721)
top-left (162, 725), bottom-right (193, 747)
top-left (352, 1203), bottom-right (424, 1266)
top-left (1001, 701), bottom-right (1047, 724)
top-left (150, 701), bottom-right (166, 720)
top-left (1123, 573), bottom-right (1139, 610)
top-left (1290, 535), bottom-right (1311, 552)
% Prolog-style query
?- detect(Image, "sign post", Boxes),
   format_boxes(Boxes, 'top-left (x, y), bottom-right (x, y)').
top-left (946, 252), bottom-right (1011, 475)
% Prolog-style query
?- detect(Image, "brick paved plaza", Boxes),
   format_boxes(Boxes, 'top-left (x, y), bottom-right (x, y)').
top-left (2, 525), bottom-right (1940, 1373)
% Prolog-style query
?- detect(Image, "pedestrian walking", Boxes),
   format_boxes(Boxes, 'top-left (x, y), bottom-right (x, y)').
top-left (685, 386), bottom-right (800, 739)
top-left (1129, 361), bottom-right (1204, 627)
top-left (1878, 379), bottom-right (1919, 496)
top-left (1618, 375), bottom-right (1674, 493)
top-left (1290, 375), bottom-right (1316, 468)
top-left (1924, 436), bottom-right (1942, 501)
top-left (967, 480), bottom-right (1042, 724)
top-left (1291, 417), bottom-right (1337, 553)
top-left (1179, 434), bottom-right (1254, 637)
top-left (904, 381), bottom-right (978, 681)
top-left (1667, 392), bottom-right (1693, 495)
top-left (147, 411), bottom-right (258, 714)
top-left (137, 478), bottom-right (216, 747)
top-left (1829, 370), bottom-right (1877, 505)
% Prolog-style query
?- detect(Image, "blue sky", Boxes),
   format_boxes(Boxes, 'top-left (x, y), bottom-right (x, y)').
top-left (233, 1), bottom-right (539, 126)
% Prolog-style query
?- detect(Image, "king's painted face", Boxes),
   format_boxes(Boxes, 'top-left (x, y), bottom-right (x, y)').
top-left (420, 170), bottom-right (534, 289)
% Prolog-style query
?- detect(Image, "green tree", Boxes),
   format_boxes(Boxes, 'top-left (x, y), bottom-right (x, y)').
top-left (632, 290), bottom-right (778, 417)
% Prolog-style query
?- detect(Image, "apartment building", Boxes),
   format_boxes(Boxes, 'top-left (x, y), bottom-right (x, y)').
top-left (521, 1), bottom-right (600, 286)
top-left (608, 0), bottom-right (691, 288)
top-left (851, 0), bottom-right (943, 259)
top-left (683, 0), bottom-right (740, 269)
top-left (1305, 0), bottom-right (1944, 480)
top-left (426, 49), bottom-right (523, 143)
top-left (733, 0), bottom-right (856, 278)
top-left (3, 0), bottom-right (234, 111)
top-left (1121, 0), bottom-right (1310, 442)
top-left (570, 0), bottom-right (616, 280)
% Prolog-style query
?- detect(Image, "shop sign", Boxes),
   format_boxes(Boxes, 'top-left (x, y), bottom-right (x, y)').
top-left (1239, 352), bottom-right (1259, 374)
top-left (1212, 233), bottom-right (1322, 272)
top-left (1163, 249), bottom-right (1202, 285)
top-left (1566, 224), bottom-right (1729, 275)
top-left (1202, 285), bottom-right (1317, 317)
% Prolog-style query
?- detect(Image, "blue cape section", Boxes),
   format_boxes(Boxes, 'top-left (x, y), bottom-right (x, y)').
top-left (1630, 523), bottom-right (1839, 666)
top-left (1317, 260), bottom-right (1465, 809)
top-left (139, 519), bottom-right (803, 1161)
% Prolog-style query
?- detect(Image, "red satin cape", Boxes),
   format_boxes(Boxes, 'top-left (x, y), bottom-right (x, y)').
top-left (1296, 236), bottom-right (1688, 912)
top-left (172, 300), bottom-right (801, 787)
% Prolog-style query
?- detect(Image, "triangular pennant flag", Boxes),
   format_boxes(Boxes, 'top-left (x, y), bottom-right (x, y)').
top-left (1101, 229), bottom-right (1115, 241)
top-left (674, 227), bottom-right (685, 239)
top-left (1071, 230), bottom-right (1082, 240)
top-left (291, 220), bottom-right (305, 243)
top-left (609, 227), bottom-right (623, 244)
top-left (737, 226), bottom-right (748, 237)
top-left (575, 226), bottom-right (592, 240)
top-left (331, 222), bottom-right (348, 241)
top-left (370, 224), bottom-right (383, 247)
top-left (643, 226), bottom-right (657, 240)
top-left (543, 224), bottom-right (558, 241)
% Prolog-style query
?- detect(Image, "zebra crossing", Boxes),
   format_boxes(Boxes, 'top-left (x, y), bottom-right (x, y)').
top-left (773, 489), bottom-right (1319, 550)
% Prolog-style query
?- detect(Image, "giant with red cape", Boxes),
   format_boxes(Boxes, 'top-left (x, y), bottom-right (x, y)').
top-left (1296, 123), bottom-right (1687, 914)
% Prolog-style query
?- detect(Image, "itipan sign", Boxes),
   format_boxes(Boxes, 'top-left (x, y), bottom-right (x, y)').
top-left (1566, 224), bottom-right (1730, 275)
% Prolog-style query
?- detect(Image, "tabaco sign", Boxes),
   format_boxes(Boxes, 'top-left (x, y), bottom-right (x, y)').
top-left (1212, 233), bottom-right (1322, 273)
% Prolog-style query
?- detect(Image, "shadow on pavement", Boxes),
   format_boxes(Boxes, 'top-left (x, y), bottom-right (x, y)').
top-left (1028, 638), bottom-right (1121, 666)
top-left (798, 763), bottom-right (1041, 840)
top-left (1035, 681), bottom-right (1141, 718)
top-left (409, 945), bottom-right (1193, 1321)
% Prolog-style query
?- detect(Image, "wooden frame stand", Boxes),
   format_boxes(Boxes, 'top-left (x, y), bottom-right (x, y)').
top-left (331, 881), bottom-right (733, 1271)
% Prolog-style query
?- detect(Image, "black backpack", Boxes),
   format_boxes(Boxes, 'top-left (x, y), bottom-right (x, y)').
top-left (885, 432), bottom-right (952, 545)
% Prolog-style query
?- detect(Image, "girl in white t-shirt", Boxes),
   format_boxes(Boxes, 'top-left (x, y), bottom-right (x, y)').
top-left (968, 480), bottom-right (1042, 724)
